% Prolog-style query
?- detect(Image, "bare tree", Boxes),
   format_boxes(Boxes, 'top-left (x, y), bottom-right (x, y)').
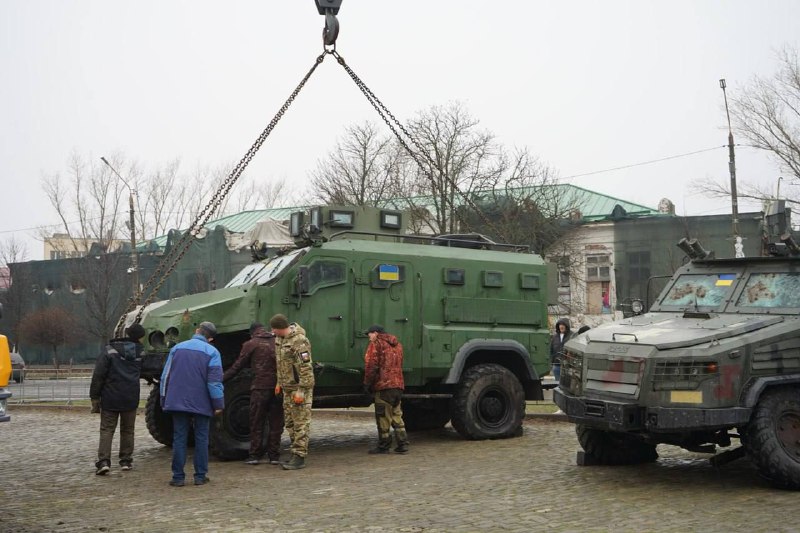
top-left (730, 46), bottom-right (800, 183)
top-left (41, 150), bottom-right (127, 254)
top-left (0, 236), bottom-right (30, 346)
top-left (18, 306), bottom-right (82, 368)
top-left (404, 102), bottom-right (500, 235)
top-left (226, 174), bottom-right (290, 213)
top-left (66, 254), bottom-right (130, 342)
top-left (309, 122), bottom-right (408, 206)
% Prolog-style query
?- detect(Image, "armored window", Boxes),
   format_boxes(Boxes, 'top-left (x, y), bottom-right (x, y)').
top-left (735, 272), bottom-right (800, 309)
top-left (307, 260), bottom-right (347, 292)
top-left (444, 268), bottom-right (465, 285)
top-left (290, 212), bottom-right (304, 237)
top-left (380, 210), bottom-right (402, 229)
top-left (586, 254), bottom-right (611, 282)
top-left (309, 207), bottom-right (323, 234)
top-left (483, 270), bottom-right (504, 288)
top-left (329, 210), bottom-right (354, 228)
top-left (520, 273), bottom-right (540, 289)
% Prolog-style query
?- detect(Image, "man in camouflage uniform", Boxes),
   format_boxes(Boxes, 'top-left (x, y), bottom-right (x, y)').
top-left (363, 324), bottom-right (409, 454)
top-left (223, 322), bottom-right (284, 465)
top-left (270, 313), bottom-right (314, 470)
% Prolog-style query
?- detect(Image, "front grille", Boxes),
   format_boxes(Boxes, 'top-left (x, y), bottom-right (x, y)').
top-left (653, 360), bottom-right (718, 390)
top-left (584, 357), bottom-right (644, 396)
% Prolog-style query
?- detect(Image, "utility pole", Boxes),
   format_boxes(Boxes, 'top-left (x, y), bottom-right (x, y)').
top-left (100, 157), bottom-right (139, 300)
top-left (720, 79), bottom-right (740, 241)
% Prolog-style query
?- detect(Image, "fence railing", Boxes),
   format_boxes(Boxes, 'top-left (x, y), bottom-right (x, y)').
top-left (8, 376), bottom-right (152, 404)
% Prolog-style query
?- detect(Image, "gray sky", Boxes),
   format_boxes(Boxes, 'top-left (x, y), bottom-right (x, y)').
top-left (2, 1), bottom-right (799, 260)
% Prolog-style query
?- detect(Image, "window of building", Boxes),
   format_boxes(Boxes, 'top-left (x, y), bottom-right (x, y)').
top-left (586, 254), bottom-right (611, 281)
top-left (627, 251), bottom-right (651, 300)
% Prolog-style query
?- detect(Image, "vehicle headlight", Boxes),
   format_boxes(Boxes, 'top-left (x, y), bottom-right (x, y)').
top-left (149, 330), bottom-right (166, 350)
top-left (631, 299), bottom-right (644, 314)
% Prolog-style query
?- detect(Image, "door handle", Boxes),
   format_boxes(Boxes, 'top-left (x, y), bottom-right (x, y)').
top-left (328, 315), bottom-right (343, 320)
top-left (395, 317), bottom-right (409, 323)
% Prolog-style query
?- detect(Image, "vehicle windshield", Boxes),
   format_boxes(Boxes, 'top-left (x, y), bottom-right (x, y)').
top-left (225, 248), bottom-right (307, 288)
top-left (659, 273), bottom-right (736, 309)
top-left (735, 272), bottom-right (800, 309)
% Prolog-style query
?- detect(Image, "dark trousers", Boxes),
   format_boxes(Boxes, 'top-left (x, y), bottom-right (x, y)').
top-left (97, 409), bottom-right (137, 466)
top-left (250, 389), bottom-right (285, 460)
top-left (171, 412), bottom-right (211, 483)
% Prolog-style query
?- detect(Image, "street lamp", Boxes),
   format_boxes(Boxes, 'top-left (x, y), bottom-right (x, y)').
top-left (719, 79), bottom-right (740, 240)
top-left (100, 157), bottom-right (139, 299)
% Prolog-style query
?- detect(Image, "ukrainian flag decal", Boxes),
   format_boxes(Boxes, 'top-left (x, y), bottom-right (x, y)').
top-left (715, 273), bottom-right (735, 286)
top-left (378, 264), bottom-right (400, 281)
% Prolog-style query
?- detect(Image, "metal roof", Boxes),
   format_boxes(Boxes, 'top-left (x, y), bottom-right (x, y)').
top-left (140, 185), bottom-right (661, 250)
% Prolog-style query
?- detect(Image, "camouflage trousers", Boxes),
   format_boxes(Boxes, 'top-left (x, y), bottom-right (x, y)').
top-left (282, 389), bottom-right (313, 458)
top-left (373, 388), bottom-right (408, 449)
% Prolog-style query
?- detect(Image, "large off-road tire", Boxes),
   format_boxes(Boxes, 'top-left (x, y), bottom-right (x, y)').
top-left (743, 386), bottom-right (800, 489)
top-left (577, 425), bottom-right (658, 465)
top-left (450, 363), bottom-right (525, 440)
top-left (145, 386), bottom-right (174, 446)
top-left (210, 373), bottom-right (267, 461)
top-left (402, 399), bottom-right (451, 431)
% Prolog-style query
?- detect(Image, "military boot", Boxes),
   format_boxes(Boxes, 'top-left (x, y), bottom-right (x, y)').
top-left (394, 429), bottom-right (409, 454)
top-left (281, 454), bottom-right (306, 470)
top-left (368, 436), bottom-right (392, 454)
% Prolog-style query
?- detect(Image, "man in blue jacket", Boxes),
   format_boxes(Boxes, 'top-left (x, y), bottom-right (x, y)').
top-left (160, 321), bottom-right (224, 487)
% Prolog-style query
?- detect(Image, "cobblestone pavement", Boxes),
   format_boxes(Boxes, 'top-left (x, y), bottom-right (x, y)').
top-left (1, 407), bottom-right (796, 532)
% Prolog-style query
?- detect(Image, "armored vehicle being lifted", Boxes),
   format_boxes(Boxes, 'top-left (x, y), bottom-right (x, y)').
top-left (134, 205), bottom-right (555, 459)
top-left (554, 253), bottom-right (800, 489)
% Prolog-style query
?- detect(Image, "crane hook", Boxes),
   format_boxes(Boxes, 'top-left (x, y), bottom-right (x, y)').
top-left (315, 0), bottom-right (342, 47)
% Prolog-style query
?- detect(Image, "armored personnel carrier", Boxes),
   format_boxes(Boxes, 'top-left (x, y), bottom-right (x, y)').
top-left (554, 252), bottom-right (800, 489)
top-left (133, 205), bottom-right (555, 459)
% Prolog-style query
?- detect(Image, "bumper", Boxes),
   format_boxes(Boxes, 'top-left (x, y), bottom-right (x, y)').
top-left (0, 388), bottom-right (10, 422)
top-left (553, 388), bottom-right (751, 432)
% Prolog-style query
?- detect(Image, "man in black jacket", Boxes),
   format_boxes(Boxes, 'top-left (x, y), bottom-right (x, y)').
top-left (90, 324), bottom-right (145, 475)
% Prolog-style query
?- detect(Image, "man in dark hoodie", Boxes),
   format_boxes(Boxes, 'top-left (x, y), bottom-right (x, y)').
top-left (550, 318), bottom-right (572, 382)
top-left (363, 324), bottom-right (409, 454)
top-left (223, 322), bottom-right (284, 465)
top-left (90, 323), bottom-right (145, 475)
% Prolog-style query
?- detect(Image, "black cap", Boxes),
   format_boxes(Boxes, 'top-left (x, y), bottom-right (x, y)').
top-left (126, 323), bottom-right (145, 341)
top-left (249, 322), bottom-right (263, 335)
top-left (366, 324), bottom-right (385, 334)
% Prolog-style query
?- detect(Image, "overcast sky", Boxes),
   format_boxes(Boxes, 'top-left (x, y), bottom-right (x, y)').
top-left (2, 1), bottom-right (799, 260)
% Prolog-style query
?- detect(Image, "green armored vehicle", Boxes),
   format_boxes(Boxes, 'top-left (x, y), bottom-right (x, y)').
top-left (134, 206), bottom-right (555, 459)
top-left (554, 253), bottom-right (800, 489)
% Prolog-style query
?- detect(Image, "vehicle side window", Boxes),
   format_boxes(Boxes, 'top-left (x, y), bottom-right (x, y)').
top-left (307, 260), bottom-right (346, 292)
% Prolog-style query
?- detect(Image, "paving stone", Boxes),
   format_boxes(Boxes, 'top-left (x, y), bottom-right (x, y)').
top-left (1, 408), bottom-right (797, 532)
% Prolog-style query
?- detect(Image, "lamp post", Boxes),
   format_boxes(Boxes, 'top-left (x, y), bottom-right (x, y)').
top-left (719, 79), bottom-right (740, 240)
top-left (100, 157), bottom-right (139, 299)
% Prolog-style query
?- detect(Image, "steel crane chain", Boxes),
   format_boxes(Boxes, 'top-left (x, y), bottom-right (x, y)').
top-left (114, 52), bottom-right (329, 335)
top-left (331, 51), bottom-right (509, 243)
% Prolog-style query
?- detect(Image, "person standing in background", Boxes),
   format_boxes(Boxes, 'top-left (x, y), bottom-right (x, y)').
top-left (90, 324), bottom-right (145, 475)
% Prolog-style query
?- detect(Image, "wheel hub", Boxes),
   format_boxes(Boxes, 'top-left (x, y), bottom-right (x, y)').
top-left (477, 389), bottom-right (508, 427)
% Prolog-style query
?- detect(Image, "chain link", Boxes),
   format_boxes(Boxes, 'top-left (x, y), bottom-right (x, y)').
top-left (114, 52), bottom-right (329, 336)
top-left (331, 51), bottom-right (509, 243)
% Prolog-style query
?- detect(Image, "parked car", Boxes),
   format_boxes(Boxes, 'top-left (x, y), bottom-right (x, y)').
top-left (10, 352), bottom-right (24, 383)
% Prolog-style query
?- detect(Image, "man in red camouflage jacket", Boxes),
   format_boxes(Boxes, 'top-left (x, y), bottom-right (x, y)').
top-left (223, 322), bottom-right (285, 465)
top-left (363, 324), bottom-right (409, 454)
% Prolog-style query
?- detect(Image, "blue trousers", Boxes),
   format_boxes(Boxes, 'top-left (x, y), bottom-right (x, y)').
top-left (171, 412), bottom-right (211, 482)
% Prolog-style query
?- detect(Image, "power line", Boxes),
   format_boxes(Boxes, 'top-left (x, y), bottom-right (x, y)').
top-left (562, 145), bottom-right (726, 180)
top-left (0, 145), bottom-right (735, 236)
